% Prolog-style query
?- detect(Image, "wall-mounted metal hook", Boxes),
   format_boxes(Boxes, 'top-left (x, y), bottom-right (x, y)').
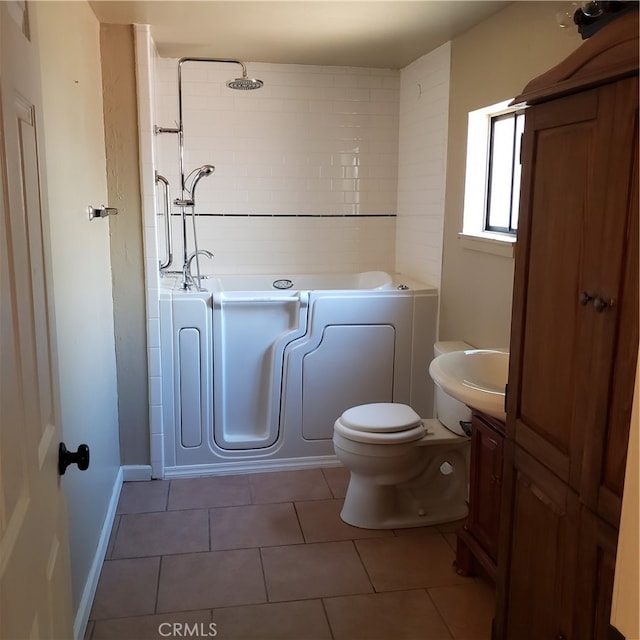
top-left (88, 205), bottom-right (118, 220)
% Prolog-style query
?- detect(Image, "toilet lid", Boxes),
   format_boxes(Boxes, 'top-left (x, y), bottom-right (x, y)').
top-left (340, 403), bottom-right (422, 433)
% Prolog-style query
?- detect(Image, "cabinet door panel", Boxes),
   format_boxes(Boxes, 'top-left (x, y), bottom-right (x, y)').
top-left (468, 414), bottom-right (503, 562)
top-left (499, 446), bottom-right (579, 640)
top-left (573, 507), bottom-right (619, 640)
top-left (581, 79), bottom-right (640, 527)
top-left (509, 83), bottom-right (635, 492)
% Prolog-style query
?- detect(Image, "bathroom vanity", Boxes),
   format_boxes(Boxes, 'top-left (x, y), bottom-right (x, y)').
top-left (455, 411), bottom-right (504, 583)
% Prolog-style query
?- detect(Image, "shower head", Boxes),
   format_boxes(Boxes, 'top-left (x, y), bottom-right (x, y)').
top-left (227, 75), bottom-right (264, 90)
top-left (186, 164), bottom-right (215, 198)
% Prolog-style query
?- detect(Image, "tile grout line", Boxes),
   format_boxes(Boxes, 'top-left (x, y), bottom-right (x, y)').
top-left (257, 546), bottom-right (271, 604)
top-left (164, 480), bottom-right (171, 511)
top-left (350, 539), bottom-right (378, 594)
top-left (291, 500), bottom-right (308, 544)
top-left (154, 555), bottom-right (163, 616)
top-left (423, 587), bottom-right (456, 640)
top-left (319, 596), bottom-right (337, 640)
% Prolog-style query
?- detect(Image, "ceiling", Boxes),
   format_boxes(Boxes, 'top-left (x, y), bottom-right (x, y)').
top-left (89, 1), bottom-right (511, 69)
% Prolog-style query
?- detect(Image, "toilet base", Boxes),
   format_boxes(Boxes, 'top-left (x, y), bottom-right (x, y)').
top-left (340, 467), bottom-right (468, 530)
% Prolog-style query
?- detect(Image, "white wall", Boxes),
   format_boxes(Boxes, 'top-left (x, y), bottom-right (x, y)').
top-left (439, 1), bottom-right (581, 348)
top-left (397, 43), bottom-right (451, 287)
top-left (33, 0), bottom-right (121, 620)
top-left (154, 60), bottom-right (399, 274)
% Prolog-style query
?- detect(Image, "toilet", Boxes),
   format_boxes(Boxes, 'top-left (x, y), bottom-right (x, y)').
top-left (333, 341), bottom-right (472, 529)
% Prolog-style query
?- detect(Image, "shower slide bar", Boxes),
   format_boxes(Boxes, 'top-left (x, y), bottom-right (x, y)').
top-left (156, 172), bottom-right (173, 271)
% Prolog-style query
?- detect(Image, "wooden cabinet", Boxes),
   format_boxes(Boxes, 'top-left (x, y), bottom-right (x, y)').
top-left (499, 444), bottom-right (579, 640)
top-left (455, 411), bottom-right (504, 582)
top-left (495, 11), bottom-right (638, 640)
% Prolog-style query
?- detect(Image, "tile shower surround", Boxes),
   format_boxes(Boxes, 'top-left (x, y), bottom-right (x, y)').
top-left (135, 23), bottom-right (451, 476)
top-left (148, 48), bottom-right (450, 279)
top-left (154, 60), bottom-right (401, 217)
top-left (87, 467), bottom-right (495, 639)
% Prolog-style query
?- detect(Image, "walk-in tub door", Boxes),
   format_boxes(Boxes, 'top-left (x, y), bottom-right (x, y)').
top-left (213, 292), bottom-right (307, 450)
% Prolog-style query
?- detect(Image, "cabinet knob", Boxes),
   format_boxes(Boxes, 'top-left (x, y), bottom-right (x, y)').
top-left (593, 296), bottom-right (612, 312)
top-left (579, 291), bottom-right (593, 306)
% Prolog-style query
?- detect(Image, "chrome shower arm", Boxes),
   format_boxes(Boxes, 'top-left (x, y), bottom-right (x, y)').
top-left (178, 57), bottom-right (247, 80)
top-left (175, 58), bottom-right (246, 193)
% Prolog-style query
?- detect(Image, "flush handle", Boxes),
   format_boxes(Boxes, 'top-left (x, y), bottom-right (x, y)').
top-left (459, 421), bottom-right (472, 437)
top-left (58, 442), bottom-right (90, 475)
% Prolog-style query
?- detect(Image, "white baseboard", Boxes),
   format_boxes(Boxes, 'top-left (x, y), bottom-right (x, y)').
top-left (122, 464), bottom-right (152, 482)
top-left (73, 467), bottom-right (123, 640)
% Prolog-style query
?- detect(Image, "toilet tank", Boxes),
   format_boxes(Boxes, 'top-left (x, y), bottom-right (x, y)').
top-left (433, 341), bottom-right (472, 436)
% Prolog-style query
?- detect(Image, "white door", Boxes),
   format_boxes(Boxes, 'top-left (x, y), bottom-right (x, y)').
top-left (0, 2), bottom-right (74, 638)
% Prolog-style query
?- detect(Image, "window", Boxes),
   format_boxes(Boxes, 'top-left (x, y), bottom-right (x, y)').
top-left (460, 99), bottom-right (524, 257)
top-left (485, 110), bottom-right (524, 234)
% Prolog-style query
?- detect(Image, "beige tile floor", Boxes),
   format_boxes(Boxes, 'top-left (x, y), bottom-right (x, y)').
top-left (86, 467), bottom-right (495, 640)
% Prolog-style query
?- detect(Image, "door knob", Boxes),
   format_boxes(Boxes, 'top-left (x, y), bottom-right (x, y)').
top-left (579, 291), bottom-right (593, 306)
top-left (58, 442), bottom-right (90, 475)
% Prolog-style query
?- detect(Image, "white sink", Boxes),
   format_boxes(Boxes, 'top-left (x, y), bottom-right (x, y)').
top-left (429, 349), bottom-right (509, 421)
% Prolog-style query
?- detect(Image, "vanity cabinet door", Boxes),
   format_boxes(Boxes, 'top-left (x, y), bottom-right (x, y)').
top-left (467, 413), bottom-right (503, 564)
top-left (455, 412), bottom-right (505, 581)
top-left (497, 444), bottom-right (579, 640)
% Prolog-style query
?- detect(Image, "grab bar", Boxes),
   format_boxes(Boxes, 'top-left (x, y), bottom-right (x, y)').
top-left (156, 172), bottom-right (173, 271)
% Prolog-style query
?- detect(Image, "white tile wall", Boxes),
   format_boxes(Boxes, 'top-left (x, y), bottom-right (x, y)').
top-left (396, 43), bottom-right (451, 287)
top-left (167, 214), bottom-right (396, 275)
top-left (135, 25), bottom-right (165, 477)
top-left (153, 60), bottom-right (400, 274)
top-left (155, 61), bottom-right (399, 216)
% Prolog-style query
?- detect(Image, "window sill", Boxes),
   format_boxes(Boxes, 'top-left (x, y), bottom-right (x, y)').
top-left (458, 232), bottom-right (516, 258)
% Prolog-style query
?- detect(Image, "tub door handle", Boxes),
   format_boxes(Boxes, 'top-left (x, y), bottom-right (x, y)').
top-left (223, 296), bottom-right (300, 303)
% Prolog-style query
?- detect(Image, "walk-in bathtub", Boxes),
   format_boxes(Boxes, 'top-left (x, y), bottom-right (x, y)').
top-left (159, 271), bottom-right (438, 477)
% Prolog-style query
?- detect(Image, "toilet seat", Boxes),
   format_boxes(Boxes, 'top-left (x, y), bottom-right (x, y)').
top-left (334, 420), bottom-right (426, 444)
top-left (335, 403), bottom-right (427, 445)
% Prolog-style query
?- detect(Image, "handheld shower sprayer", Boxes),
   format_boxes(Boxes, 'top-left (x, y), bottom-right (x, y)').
top-left (188, 164), bottom-right (215, 199)
top-left (179, 164), bottom-right (215, 203)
